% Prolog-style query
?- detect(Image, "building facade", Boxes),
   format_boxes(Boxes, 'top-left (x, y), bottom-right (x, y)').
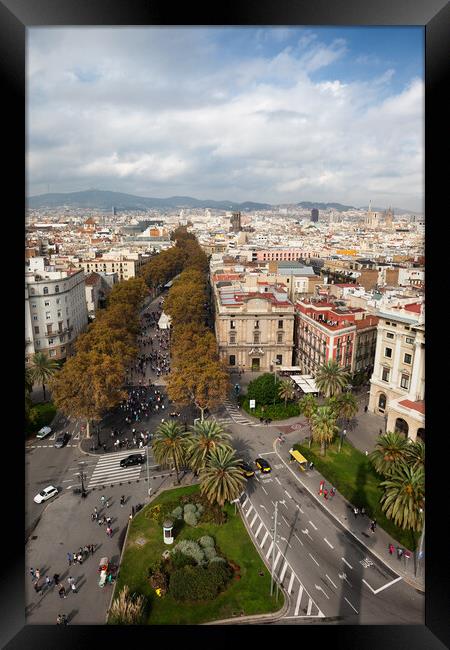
top-left (25, 260), bottom-right (88, 362)
top-left (214, 282), bottom-right (295, 372)
top-left (76, 253), bottom-right (145, 281)
top-left (368, 304), bottom-right (425, 442)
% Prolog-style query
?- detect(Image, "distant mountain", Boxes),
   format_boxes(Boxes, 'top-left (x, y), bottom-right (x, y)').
top-left (27, 190), bottom-right (272, 211)
top-left (296, 201), bottom-right (356, 212)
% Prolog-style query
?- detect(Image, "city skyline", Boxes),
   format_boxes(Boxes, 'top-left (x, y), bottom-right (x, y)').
top-left (27, 27), bottom-right (424, 211)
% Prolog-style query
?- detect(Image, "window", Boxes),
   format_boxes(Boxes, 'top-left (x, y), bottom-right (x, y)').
top-left (36, 339), bottom-right (40, 346)
top-left (254, 320), bottom-right (259, 329)
top-left (385, 347), bottom-right (392, 358)
top-left (55, 286), bottom-right (60, 293)
top-left (253, 331), bottom-right (260, 344)
top-left (400, 374), bottom-right (410, 389)
top-left (382, 367), bottom-right (390, 382)
top-left (43, 287), bottom-right (49, 294)
top-left (46, 311), bottom-right (51, 320)
top-left (378, 394), bottom-right (387, 411)
top-left (60, 347), bottom-right (65, 354)
top-left (44, 301), bottom-right (50, 307)
top-left (277, 332), bottom-right (283, 344)
top-left (49, 350), bottom-right (56, 357)
top-left (31, 303), bottom-right (37, 309)
top-left (386, 332), bottom-right (394, 339)
top-left (229, 332), bottom-right (236, 344)
top-left (34, 326), bottom-right (39, 334)
top-left (60, 335), bottom-right (65, 343)
top-left (57, 311), bottom-right (62, 318)
top-left (33, 315), bottom-right (38, 321)
top-left (278, 320), bottom-right (283, 329)
top-left (56, 298), bottom-right (60, 305)
top-left (385, 321), bottom-right (390, 325)
top-left (406, 337), bottom-right (414, 344)
top-left (30, 288), bottom-right (35, 295)
top-left (404, 353), bottom-right (412, 364)
top-left (230, 320), bottom-right (236, 329)
top-left (229, 355), bottom-right (236, 366)
top-left (276, 354), bottom-right (282, 365)
top-left (48, 338), bottom-right (54, 345)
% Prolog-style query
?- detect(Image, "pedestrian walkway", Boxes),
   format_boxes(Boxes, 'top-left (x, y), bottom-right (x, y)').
top-left (222, 399), bottom-right (262, 427)
top-left (86, 450), bottom-right (152, 489)
top-left (239, 492), bottom-right (324, 619)
top-left (272, 440), bottom-right (424, 592)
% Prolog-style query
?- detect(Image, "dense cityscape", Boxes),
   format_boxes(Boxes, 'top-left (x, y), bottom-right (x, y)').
top-left (24, 26), bottom-right (425, 630)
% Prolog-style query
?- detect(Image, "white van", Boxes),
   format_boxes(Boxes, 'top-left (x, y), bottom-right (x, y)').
top-left (36, 426), bottom-right (52, 439)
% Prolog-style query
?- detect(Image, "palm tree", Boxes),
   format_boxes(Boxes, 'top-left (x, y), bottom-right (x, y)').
top-left (151, 421), bottom-right (190, 484)
top-left (298, 394), bottom-right (318, 448)
top-left (369, 431), bottom-right (410, 477)
top-left (25, 366), bottom-right (34, 395)
top-left (187, 420), bottom-right (232, 475)
top-left (404, 439), bottom-right (425, 471)
top-left (199, 447), bottom-right (245, 507)
top-left (380, 463), bottom-right (425, 531)
top-left (29, 352), bottom-right (60, 402)
top-left (315, 360), bottom-right (350, 398)
top-left (310, 406), bottom-right (339, 456)
top-left (329, 392), bottom-right (358, 426)
top-left (278, 379), bottom-right (295, 407)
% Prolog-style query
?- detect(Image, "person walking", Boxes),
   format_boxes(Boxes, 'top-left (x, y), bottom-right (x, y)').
top-left (33, 580), bottom-right (40, 593)
top-left (361, 506), bottom-right (366, 516)
top-left (370, 519), bottom-right (377, 533)
top-left (30, 567), bottom-right (35, 581)
top-left (323, 488), bottom-right (329, 500)
top-left (70, 581), bottom-right (77, 594)
top-left (120, 495), bottom-right (125, 507)
top-left (67, 576), bottom-right (74, 588)
top-left (330, 486), bottom-right (336, 498)
top-left (35, 569), bottom-right (41, 581)
top-left (101, 495), bottom-right (106, 506)
top-left (58, 584), bottom-right (66, 599)
top-left (106, 516), bottom-right (112, 526)
top-left (353, 507), bottom-right (359, 519)
top-left (53, 573), bottom-right (60, 585)
top-left (67, 552), bottom-right (73, 566)
top-left (45, 576), bottom-right (52, 589)
top-left (389, 544), bottom-right (395, 555)
top-left (106, 500), bottom-right (110, 508)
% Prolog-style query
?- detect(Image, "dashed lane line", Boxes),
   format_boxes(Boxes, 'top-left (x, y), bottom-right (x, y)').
top-left (326, 574), bottom-right (338, 589)
top-left (309, 520), bottom-right (318, 530)
top-left (342, 558), bottom-right (353, 569)
top-left (309, 553), bottom-right (320, 567)
top-left (284, 490), bottom-right (292, 499)
top-left (294, 533), bottom-right (304, 547)
top-left (324, 538), bottom-right (334, 549)
top-left (344, 597), bottom-right (358, 614)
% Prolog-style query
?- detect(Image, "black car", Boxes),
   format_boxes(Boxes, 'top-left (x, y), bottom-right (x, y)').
top-left (120, 454), bottom-right (145, 468)
top-left (255, 457), bottom-right (272, 473)
top-left (239, 462), bottom-right (255, 478)
top-left (54, 432), bottom-right (70, 448)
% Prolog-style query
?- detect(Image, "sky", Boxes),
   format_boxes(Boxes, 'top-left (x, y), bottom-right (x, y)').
top-left (27, 27), bottom-right (424, 211)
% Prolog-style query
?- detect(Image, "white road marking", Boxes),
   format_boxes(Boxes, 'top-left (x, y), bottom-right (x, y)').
top-left (344, 597), bottom-right (358, 614)
top-left (260, 531), bottom-right (269, 548)
top-left (259, 504), bottom-right (267, 511)
top-left (324, 538), bottom-right (334, 549)
top-left (273, 550), bottom-right (282, 571)
top-left (250, 513), bottom-right (258, 528)
top-left (284, 490), bottom-right (292, 499)
top-left (372, 576), bottom-right (403, 594)
top-left (296, 504), bottom-right (304, 513)
top-left (288, 572), bottom-right (295, 594)
top-left (282, 515), bottom-right (290, 526)
top-left (362, 579), bottom-right (376, 594)
top-left (246, 504), bottom-right (254, 518)
top-left (309, 520), bottom-right (318, 530)
top-left (315, 584), bottom-right (329, 599)
top-left (294, 533), bottom-right (304, 546)
top-left (255, 522), bottom-right (263, 538)
top-left (309, 553), bottom-right (320, 567)
top-left (261, 486), bottom-right (268, 495)
top-left (279, 560), bottom-right (289, 583)
top-left (62, 479), bottom-right (72, 483)
top-left (259, 452), bottom-right (276, 455)
top-left (342, 558), bottom-right (353, 569)
top-left (294, 586), bottom-right (304, 616)
top-left (265, 541), bottom-right (274, 559)
top-left (280, 500), bottom-right (288, 510)
top-left (326, 574), bottom-right (338, 589)
top-left (275, 477), bottom-right (282, 485)
top-left (307, 599), bottom-right (313, 614)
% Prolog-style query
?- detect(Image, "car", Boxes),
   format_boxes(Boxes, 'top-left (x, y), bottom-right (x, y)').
top-left (239, 461), bottom-right (255, 478)
top-left (255, 457), bottom-right (272, 473)
top-left (54, 432), bottom-right (70, 448)
top-left (34, 485), bottom-right (58, 504)
top-left (36, 426), bottom-right (52, 440)
top-left (120, 454), bottom-right (145, 468)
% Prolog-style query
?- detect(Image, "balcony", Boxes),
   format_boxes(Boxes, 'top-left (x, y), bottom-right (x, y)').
top-left (44, 325), bottom-right (73, 338)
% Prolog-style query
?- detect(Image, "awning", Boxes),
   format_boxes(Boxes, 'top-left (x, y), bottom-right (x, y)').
top-left (290, 374), bottom-right (319, 393)
top-left (279, 366), bottom-right (302, 372)
top-left (289, 449), bottom-right (308, 464)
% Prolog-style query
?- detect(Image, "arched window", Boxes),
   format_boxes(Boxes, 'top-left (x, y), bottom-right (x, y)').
top-left (43, 287), bottom-right (49, 295)
top-left (55, 285), bottom-right (60, 293)
top-left (416, 428), bottom-right (425, 443)
top-left (378, 394), bottom-right (386, 412)
top-left (395, 418), bottom-right (409, 436)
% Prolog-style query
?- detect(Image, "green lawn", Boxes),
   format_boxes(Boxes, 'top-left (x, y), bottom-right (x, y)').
top-left (293, 441), bottom-right (418, 551)
top-left (114, 485), bottom-right (283, 624)
top-left (25, 401), bottom-right (57, 436)
top-left (240, 396), bottom-right (300, 420)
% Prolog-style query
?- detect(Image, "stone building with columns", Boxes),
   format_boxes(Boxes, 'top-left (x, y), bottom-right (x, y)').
top-left (213, 279), bottom-right (295, 372)
top-left (368, 302), bottom-right (425, 442)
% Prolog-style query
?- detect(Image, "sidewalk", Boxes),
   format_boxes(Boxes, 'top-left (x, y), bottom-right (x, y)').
top-left (273, 439), bottom-right (424, 592)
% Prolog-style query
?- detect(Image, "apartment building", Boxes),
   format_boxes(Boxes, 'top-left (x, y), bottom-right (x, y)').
top-left (84, 272), bottom-right (111, 317)
top-left (25, 258), bottom-right (88, 362)
top-left (294, 298), bottom-right (378, 375)
top-left (214, 280), bottom-right (295, 372)
top-left (368, 303), bottom-right (425, 442)
top-left (76, 253), bottom-right (145, 281)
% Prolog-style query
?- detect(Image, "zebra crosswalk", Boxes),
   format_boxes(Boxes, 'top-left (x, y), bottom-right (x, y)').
top-left (240, 493), bottom-right (324, 619)
top-left (87, 449), bottom-right (149, 489)
top-left (222, 399), bottom-right (261, 427)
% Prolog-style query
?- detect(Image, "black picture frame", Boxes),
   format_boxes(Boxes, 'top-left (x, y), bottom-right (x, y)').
top-left (2, 0), bottom-right (448, 648)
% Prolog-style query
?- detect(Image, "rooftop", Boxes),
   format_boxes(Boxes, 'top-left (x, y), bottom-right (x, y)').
top-left (398, 399), bottom-right (425, 415)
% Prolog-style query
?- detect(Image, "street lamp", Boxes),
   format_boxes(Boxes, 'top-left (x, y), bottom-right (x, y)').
top-left (415, 505), bottom-right (425, 577)
top-left (338, 428), bottom-right (347, 453)
top-left (146, 445), bottom-right (151, 496)
top-left (272, 360), bottom-right (278, 405)
top-left (270, 501), bottom-right (278, 598)
top-left (76, 463), bottom-right (87, 498)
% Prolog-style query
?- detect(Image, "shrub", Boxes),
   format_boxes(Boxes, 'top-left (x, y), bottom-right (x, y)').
top-left (169, 550), bottom-right (197, 570)
top-left (109, 586), bottom-right (147, 625)
top-left (149, 570), bottom-right (168, 592)
top-left (209, 556), bottom-right (226, 565)
top-left (183, 503), bottom-right (197, 514)
top-left (246, 373), bottom-right (279, 406)
top-left (196, 504), bottom-right (204, 515)
top-left (198, 535), bottom-right (215, 548)
top-left (170, 506), bottom-right (183, 520)
top-left (208, 562), bottom-right (233, 589)
top-left (147, 559), bottom-right (163, 577)
top-left (172, 539), bottom-right (205, 565)
top-left (204, 547), bottom-right (217, 561)
top-left (184, 511), bottom-right (199, 527)
top-left (169, 565), bottom-right (227, 602)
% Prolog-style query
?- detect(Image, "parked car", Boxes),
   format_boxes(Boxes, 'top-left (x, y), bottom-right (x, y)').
top-left (239, 461), bottom-right (255, 478)
top-left (255, 457), bottom-right (272, 473)
top-left (120, 454), bottom-right (145, 468)
top-left (36, 426), bottom-right (52, 440)
top-left (34, 485), bottom-right (58, 504)
top-left (54, 432), bottom-right (70, 448)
